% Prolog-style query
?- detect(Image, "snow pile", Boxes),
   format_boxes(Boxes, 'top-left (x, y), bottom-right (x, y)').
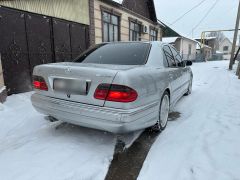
top-left (0, 93), bottom-right (116, 180)
top-left (138, 61), bottom-right (240, 180)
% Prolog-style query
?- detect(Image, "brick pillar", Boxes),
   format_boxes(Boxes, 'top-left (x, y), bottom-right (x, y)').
top-left (0, 53), bottom-right (7, 103)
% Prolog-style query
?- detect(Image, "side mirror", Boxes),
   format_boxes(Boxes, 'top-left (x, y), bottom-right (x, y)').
top-left (186, 60), bottom-right (192, 66)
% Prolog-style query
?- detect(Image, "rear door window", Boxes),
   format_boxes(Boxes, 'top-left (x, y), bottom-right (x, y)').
top-left (74, 43), bottom-right (151, 65)
top-left (170, 46), bottom-right (185, 67)
top-left (163, 45), bottom-right (177, 67)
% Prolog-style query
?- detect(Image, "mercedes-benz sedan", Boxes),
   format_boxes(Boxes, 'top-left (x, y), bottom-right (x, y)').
top-left (31, 41), bottom-right (193, 134)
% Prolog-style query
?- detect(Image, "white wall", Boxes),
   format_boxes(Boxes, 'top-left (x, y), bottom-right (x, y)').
top-left (175, 38), bottom-right (197, 61)
top-left (219, 39), bottom-right (232, 55)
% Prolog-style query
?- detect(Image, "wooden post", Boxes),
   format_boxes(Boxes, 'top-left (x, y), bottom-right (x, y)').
top-left (229, 0), bottom-right (240, 70)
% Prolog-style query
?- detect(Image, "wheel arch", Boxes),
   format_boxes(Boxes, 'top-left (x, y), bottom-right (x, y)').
top-left (165, 88), bottom-right (171, 99)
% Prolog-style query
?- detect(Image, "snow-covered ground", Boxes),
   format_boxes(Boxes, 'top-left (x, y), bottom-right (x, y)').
top-left (0, 93), bottom-right (117, 180)
top-left (139, 61), bottom-right (240, 180)
top-left (0, 61), bottom-right (239, 180)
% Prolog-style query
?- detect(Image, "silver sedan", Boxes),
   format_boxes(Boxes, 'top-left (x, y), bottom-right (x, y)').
top-left (31, 41), bottom-right (193, 134)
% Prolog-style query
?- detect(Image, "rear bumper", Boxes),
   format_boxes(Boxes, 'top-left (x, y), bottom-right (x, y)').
top-left (31, 93), bottom-right (159, 133)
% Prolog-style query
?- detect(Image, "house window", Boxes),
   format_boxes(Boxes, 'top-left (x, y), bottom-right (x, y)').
top-left (102, 11), bottom-right (120, 42)
top-left (129, 21), bottom-right (141, 41)
top-left (150, 29), bottom-right (158, 41)
top-left (223, 46), bottom-right (229, 51)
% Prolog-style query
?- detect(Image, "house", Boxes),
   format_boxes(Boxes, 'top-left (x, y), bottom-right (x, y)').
top-left (195, 37), bottom-right (218, 54)
top-left (219, 38), bottom-right (233, 60)
top-left (162, 36), bottom-right (198, 61)
top-left (196, 36), bottom-right (239, 60)
top-left (196, 43), bottom-right (212, 62)
top-left (0, 0), bottom-right (162, 102)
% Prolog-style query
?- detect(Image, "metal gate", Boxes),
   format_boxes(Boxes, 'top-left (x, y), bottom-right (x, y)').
top-left (0, 6), bottom-right (90, 95)
top-left (26, 13), bottom-right (54, 73)
top-left (0, 7), bottom-right (32, 94)
top-left (52, 19), bottom-right (72, 62)
top-left (70, 23), bottom-right (89, 59)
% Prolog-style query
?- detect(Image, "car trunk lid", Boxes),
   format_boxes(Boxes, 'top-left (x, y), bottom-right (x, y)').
top-left (33, 63), bottom-right (130, 107)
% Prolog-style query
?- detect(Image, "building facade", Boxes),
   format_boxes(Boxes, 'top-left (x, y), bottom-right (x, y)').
top-left (92, 0), bottom-right (161, 45)
top-left (219, 38), bottom-right (233, 60)
top-left (196, 43), bottom-right (212, 62)
top-left (0, 0), bottom-right (162, 102)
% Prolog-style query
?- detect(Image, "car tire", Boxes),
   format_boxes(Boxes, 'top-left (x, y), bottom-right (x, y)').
top-left (184, 77), bottom-right (193, 96)
top-left (151, 91), bottom-right (170, 132)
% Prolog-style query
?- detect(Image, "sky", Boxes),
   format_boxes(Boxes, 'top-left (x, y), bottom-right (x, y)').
top-left (154, 0), bottom-right (239, 40)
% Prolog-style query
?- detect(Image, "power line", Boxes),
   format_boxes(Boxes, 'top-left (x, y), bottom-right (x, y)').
top-left (170, 0), bottom-right (208, 25)
top-left (191, 0), bottom-right (220, 33)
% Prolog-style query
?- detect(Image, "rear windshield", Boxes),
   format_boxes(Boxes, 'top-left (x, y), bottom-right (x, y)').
top-left (74, 43), bottom-right (151, 65)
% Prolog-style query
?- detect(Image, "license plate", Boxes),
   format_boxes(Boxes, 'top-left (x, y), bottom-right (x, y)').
top-left (53, 78), bottom-right (87, 95)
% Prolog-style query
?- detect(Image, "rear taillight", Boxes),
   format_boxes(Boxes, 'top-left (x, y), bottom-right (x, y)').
top-left (94, 84), bottom-right (138, 103)
top-left (33, 76), bottom-right (48, 91)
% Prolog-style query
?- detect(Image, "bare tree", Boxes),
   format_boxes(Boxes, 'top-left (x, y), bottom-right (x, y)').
top-left (207, 31), bottom-right (226, 43)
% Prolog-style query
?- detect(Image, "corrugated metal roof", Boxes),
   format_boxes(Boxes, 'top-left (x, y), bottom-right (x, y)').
top-left (162, 36), bottom-right (198, 44)
top-left (162, 37), bottom-right (179, 43)
top-left (111, 0), bottom-right (124, 4)
top-left (0, 0), bottom-right (90, 25)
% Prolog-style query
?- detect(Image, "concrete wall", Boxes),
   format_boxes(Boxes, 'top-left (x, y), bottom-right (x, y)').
top-left (0, 0), bottom-right (90, 25)
top-left (94, 0), bottom-right (161, 44)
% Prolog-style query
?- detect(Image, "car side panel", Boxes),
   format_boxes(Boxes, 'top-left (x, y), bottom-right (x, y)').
top-left (104, 67), bottom-right (170, 110)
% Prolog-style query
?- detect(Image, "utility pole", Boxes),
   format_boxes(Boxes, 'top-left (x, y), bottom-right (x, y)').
top-left (229, 0), bottom-right (240, 70)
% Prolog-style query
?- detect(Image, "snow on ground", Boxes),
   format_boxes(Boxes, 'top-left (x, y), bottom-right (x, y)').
top-left (139, 61), bottom-right (240, 180)
top-left (0, 93), bottom-right (116, 180)
top-left (0, 92), bottom-right (141, 180)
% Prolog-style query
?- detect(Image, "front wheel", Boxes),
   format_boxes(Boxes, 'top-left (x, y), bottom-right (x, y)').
top-left (151, 91), bottom-right (170, 132)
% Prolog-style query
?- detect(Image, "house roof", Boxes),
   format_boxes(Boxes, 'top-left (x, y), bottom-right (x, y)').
top-left (219, 37), bottom-right (232, 45)
top-left (103, 0), bottom-right (158, 22)
top-left (162, 36), bottom-right (198, 44)
top-left (158, 20), bottom-right (181, 37)
top-left (111, 0), bottom-right (124, 4)
top-left (162, 37), bottom-right (179, 44)
top-left (195, 36), bottom-right (217, 41)
top-left (196, 43), bottom-right (212, 50)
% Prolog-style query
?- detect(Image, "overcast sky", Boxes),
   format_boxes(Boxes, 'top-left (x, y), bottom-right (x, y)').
top-left (154, 0), bottom-right (239, 40)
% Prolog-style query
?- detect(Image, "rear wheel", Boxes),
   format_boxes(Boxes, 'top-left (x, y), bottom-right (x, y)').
top-left (151, 91), bottom-right (170, 132)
